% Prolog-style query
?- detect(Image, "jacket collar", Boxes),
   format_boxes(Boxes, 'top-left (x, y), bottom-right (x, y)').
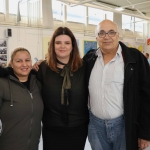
top-left (119, 41), bottom-right (136, 66)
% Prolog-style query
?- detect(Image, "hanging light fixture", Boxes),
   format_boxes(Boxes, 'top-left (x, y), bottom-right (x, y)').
top-left (114, 7), bottom-right (124, 11)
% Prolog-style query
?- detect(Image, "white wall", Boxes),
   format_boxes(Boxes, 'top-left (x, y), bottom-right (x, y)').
top-left (0, 25), bottom-right (43, 63)
top-left (0, 24), bottom-right (97, 64)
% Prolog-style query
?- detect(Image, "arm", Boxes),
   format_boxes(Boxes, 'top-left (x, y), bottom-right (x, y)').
top-left (31, 60), bottom-right (47, 84)
top-left (32, 59), bottom-right (44, 71)
top-left (27, 59), bottom-right (44, 75)
top-left (35, 61), bottom-right (47, 83)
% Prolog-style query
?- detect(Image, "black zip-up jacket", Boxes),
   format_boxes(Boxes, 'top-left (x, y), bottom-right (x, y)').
top-left (83, 41), bottom-right (150, 150)
top-left (0, 73), bottom-right (43, 150)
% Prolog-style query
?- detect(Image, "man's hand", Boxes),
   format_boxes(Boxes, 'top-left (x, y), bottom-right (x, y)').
top-left (32, 59), bottom-right (43, 71)
top-left (138, 138), bottom-right (150, 150)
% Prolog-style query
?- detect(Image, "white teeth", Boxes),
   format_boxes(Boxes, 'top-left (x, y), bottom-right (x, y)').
top-left (21, 68), bottom-right (28, 71)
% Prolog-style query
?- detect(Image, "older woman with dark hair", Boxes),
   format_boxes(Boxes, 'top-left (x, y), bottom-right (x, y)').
top-left (34, 27), bottom-right (89, 150)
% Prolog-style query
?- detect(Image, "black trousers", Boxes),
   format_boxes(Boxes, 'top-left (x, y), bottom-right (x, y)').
top-left (42, 123), bottom-right (88, 150)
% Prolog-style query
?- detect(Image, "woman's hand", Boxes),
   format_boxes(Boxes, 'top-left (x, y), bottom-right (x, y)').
top-left (32, 60), bottom-right (43, 71)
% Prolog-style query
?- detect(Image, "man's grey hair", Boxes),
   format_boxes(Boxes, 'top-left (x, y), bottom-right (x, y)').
top-left (95, 20), bottom-right (119, 37)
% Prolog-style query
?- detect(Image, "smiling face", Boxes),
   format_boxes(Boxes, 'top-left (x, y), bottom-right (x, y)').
top-left (11, 51), bottom-right (32, 81)
top-left (54, 35), bottom-right (72, 63)
top-left (96, 20), bottom-right (119, 54)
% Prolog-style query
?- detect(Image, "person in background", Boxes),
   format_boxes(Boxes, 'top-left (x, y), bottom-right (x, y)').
top-left (144, 52), bottom-right (150, 65)
top-left (144, 52), bottom-right (149, 59)
top-left (83, 19), bottom-right (150, 150)
top-left (0, 47), bottom-right (43, 150)
top-left (33, 27), bottom-right (89, 150)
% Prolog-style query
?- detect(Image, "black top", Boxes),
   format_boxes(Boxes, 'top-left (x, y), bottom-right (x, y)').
top-left (36, 61), bottom-right (89, 127)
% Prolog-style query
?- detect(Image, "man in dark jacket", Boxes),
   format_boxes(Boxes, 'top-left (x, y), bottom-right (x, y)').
top-left (83, 19), bottom-right (150, 150)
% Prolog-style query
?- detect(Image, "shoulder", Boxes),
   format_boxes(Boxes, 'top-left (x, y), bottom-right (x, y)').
top-left (0, 77), bottom-right (9, 83)
top-left (0, 66), bottom-right (12, 77)
top-left (119, 41), bottom-right (141, 54)
top-left (119, 41), bottom-right (144, 59)
top-left (36, 60), bottom-right (48, 74)
top-left (83, 49), bottom-right (97, 62)
top-left (0, 77), bottom-right (9, 92)
top-left (128, 47), bottom-right (145, 59)
top-left (85, 49), bottom-right (97, 56)
top-left (40, 60), bottom-right (47, 66)
top-left (30, 74), bottom-right (42, 90)
top-left (39, 60), bottom-right (48, 70)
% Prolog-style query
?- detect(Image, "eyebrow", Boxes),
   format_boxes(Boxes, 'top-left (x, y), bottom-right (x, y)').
top-left (15, 58), bottom-right (31, 60)
top-left (55, 40), bottom-right (71, 42)
top-left (100, 29), bottom-right (115, 32)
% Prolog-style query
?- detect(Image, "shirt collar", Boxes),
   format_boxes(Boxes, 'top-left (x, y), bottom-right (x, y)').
top-left (117, 44), bottom-right (122, 57)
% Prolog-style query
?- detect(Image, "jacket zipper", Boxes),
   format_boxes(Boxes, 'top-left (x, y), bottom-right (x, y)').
top-left (8, 77), bottom-right (35, 149)
top-left (28, 92), bottom-right (34, 150)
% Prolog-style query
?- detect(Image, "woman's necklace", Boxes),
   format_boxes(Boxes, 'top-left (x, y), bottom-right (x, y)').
top-left (57, 59), bottom-right (67, 65)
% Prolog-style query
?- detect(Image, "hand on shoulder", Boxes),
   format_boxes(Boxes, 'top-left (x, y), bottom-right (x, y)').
top-left (32, 59), bottom-right (44, 71)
